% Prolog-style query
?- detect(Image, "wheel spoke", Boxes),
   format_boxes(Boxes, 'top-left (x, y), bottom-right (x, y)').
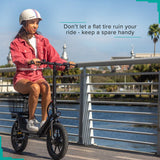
top-left (58, 145), bottom-right (61, 152)
top-left (54, 145), bottom-right (57, 152)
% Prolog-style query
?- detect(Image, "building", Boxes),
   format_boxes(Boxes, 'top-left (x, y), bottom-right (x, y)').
top-left (61, 44), bottom-right (68, 61)
top-left (135, 53), bottom-right (160, 58)
top-left (111, 50), bottom-right (133, 72)
top-left (111, 49), bottom-right (160, 72)
top-left (7, 52), bottom-right (13, 65)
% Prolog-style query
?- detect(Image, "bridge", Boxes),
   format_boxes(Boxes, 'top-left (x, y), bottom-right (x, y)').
top-left (1, 57), bottom-right (160, 159)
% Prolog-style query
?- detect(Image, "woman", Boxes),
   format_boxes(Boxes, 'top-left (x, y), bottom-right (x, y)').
top-left (10, 9), bottom-right (73, 132)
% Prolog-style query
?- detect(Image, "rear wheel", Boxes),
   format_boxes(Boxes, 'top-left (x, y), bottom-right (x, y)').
top-left (47, 123), bottom-right (68, 160)
top-left (11, 121), bottom-right (28, 153)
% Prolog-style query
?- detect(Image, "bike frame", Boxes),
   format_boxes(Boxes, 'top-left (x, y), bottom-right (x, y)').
top-left (37, 62), bottom-right (60, 136)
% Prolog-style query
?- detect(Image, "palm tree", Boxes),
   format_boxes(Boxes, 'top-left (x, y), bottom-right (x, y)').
top-left (148, 24), bottom-right (160, 56)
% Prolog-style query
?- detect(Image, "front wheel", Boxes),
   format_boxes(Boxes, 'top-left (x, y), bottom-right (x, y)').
top-left (46, 123), bottom-right (68, 160)
top-left (11, 121), bottom-right (28, 153)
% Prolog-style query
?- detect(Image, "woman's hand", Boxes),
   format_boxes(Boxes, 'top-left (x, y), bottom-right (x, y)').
top-left (69, 61), bottom-right (76, 69)
top-left (28, 58), bottom-right (41, 66)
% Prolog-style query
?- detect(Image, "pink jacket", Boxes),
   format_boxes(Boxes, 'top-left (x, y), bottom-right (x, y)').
top-left (10, 34), bottom-right (66, 85)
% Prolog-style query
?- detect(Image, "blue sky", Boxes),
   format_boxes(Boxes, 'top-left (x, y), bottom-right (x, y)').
top-left (0, 0), bottom-right (159, 65)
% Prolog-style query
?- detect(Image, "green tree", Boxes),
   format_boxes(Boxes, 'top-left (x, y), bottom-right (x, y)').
top-left (0, 64), bottom-right (15, 83)
top-left (59, 68), bottom-right (81, 83)
top-left (132, 64), bottom-right (160, 98)
top-left (148, 24), bottom-right (160, 56)
top-left (132, 64), bottom-right (150, 97)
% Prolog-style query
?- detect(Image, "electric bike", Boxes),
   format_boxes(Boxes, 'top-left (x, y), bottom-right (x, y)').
top-left (10, 60), bottom-right (76, 160)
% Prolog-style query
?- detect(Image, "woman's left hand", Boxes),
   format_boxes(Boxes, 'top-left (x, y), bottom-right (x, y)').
top-left (69, 61), bottom-right (76, 69)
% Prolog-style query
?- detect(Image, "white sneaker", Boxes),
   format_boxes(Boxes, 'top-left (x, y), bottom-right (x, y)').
top-left (33, 118), bottom-right (40, 124)
top-left (40, 121), bottom-right (46, 128)
top-left (27, 119), bottom-right (39, 132)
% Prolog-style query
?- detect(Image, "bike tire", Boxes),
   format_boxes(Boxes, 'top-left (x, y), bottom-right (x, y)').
top-left (11, 121), bottom-right (28, 153)
top-left (46, 123), bottom-right (68, 160)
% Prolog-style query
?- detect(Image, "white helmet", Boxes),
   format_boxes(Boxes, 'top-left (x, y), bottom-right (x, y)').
top-left (19, 9), bottom-right (42, 25)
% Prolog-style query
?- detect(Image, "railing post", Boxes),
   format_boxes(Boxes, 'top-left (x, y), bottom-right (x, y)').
top-left (78, 67), bottom-right (94, 145)
top-left (87, 75), bottom-right (94, 145)
top-left (157, 71), bottom-right (160, 155)
top-left (78, 67), bottom-right (85, 144)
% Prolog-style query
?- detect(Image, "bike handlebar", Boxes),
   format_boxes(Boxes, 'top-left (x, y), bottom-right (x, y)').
top-left (29, 59), bottom-right (78, 69)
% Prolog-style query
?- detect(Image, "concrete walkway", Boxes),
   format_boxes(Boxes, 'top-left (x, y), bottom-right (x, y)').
top-left (1, 134), bottom-right (160, 160)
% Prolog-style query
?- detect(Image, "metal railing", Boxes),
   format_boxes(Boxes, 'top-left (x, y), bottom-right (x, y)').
top-left (0, 57), bottom-right (160, 154)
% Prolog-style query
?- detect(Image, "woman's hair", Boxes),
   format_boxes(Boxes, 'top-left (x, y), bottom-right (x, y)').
top-left (15, 21), bottom-right (41, 47)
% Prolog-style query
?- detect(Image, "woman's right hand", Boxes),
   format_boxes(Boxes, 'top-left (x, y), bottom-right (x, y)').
top-left (28, 58), bottom-right (41, 66)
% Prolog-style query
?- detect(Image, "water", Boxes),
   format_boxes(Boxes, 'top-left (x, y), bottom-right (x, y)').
top-left (0, 101), bottom-right (157, 153)
top-left (91, 105), bottom-right (157, 153)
